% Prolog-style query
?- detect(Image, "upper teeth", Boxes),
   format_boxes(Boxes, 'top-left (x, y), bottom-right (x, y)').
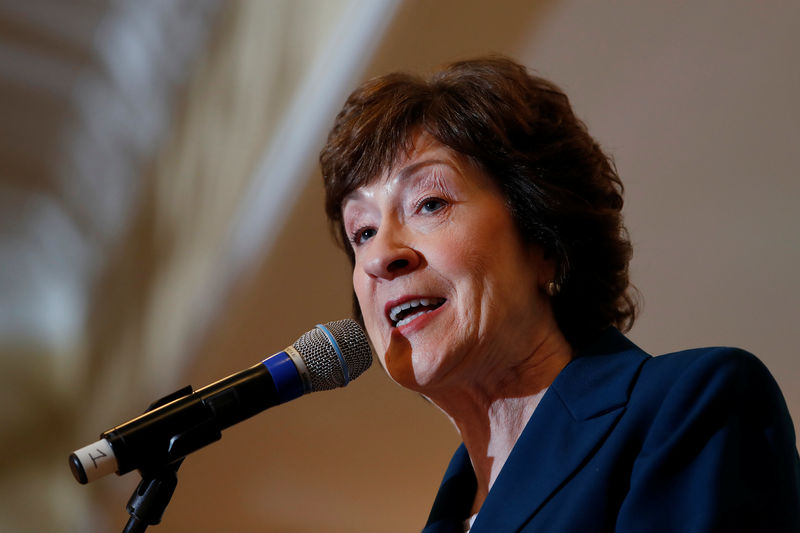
top-left (389, 298), bottom-right (444, 324)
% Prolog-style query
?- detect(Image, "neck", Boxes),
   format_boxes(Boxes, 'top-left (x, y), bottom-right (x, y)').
top-left (426, 325), bottom-right (572, 514)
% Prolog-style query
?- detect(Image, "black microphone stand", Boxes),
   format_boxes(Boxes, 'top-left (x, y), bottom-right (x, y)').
top-left (120, 385), bottom-right (193, 532)
top-left (123, 459), bottom-right (183, 533)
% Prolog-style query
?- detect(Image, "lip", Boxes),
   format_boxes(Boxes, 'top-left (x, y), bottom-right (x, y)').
top-left (384, 295), bottom-right (447, 333)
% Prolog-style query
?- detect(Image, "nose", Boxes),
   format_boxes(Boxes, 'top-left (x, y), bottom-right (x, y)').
top-left (361, 225), bottom-right (421, 280)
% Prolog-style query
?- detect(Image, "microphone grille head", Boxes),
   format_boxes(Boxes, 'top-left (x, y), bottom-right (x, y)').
top-left (292, 319), bottom-right (372, 392)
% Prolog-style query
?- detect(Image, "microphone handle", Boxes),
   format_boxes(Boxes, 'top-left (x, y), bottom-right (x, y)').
top-left (107, 362), bottom-right (279, 476)
top-left (70, 348), bottom-right (312, 484)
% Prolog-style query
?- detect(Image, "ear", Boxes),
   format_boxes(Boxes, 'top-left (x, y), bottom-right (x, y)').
top-left (528, 245), bottom-right (558, 292)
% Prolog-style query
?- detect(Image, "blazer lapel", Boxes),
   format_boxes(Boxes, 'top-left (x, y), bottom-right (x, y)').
top-left (471, 329), bottom-right (649, 532)
top-left (422, 445), bottom-right (476, 532)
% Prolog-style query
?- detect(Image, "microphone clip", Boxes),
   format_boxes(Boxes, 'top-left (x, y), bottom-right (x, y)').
top-left (122, 385), bottom-right (194, 533)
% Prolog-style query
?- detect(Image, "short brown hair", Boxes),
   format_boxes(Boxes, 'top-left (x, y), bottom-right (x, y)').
top-left (320, 56), bottom-right (637, 347)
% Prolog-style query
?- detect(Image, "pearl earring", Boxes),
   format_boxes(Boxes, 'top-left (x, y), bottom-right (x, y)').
top-left (546, 281), bottom-right (561, 297)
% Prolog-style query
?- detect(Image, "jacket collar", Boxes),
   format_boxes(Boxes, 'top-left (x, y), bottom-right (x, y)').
top-left (423, 328), bottom-right (649, 533)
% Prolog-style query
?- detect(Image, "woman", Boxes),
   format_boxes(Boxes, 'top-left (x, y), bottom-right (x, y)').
top-left (320, 57), bottom-right (800, 532)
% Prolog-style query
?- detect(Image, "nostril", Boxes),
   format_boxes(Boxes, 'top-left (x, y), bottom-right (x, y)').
top-left (387, 258), bottom-right (409, 272)
top-left (364, 244), bottom-right (419, 279)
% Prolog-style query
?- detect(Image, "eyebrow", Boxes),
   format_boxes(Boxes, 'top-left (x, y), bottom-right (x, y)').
top-left (343, 158), bottom-right (455, 205)
top-left (397, 158), bottom-right (451, 180)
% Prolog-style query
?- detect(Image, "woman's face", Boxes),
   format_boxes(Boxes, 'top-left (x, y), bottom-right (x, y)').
top-left (342, 135), bottom-right (554, 394)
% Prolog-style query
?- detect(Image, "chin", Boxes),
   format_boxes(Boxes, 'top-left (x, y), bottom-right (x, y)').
top-left (388, 354), bottom-right (452, 395)
top-left (382, 349), bottom-right (422, 390)
top-left (377, 322), bottom-right (464, 393)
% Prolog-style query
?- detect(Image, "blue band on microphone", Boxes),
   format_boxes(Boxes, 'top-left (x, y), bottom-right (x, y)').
top-left (316, 323), bottom-right (350, 386)
top-left (262, 351), bottom-right (304, 403)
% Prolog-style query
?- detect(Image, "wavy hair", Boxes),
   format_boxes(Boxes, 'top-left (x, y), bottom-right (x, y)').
top-left (320, 56), bottom-right (637, 346)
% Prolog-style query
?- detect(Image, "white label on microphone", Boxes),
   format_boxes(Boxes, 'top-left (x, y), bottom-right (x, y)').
top-left (73, 439), bottom-right (118, 482)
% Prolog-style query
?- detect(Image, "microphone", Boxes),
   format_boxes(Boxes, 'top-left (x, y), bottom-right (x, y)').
top-left (68, 319), bottom-right (372, 484)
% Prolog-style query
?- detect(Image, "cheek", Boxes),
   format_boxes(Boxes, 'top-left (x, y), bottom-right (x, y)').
top-left (435, 232), bottom-right (491, 287)
top-left (431, 225), bottom-right (475, 266)
top-left (351, 261), bottom-right (374, 304)
top-left (352, 270), bottom-right (385, 345)
top-left (440, 222), bottom-right (531, 313)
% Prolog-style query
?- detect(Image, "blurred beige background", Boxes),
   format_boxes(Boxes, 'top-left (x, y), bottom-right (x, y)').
top-left (1, 1), bottom-right (797, 531)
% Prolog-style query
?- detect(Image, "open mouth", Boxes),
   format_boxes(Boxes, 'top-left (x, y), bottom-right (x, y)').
top-left (389, 298), bottom-right (446, 328)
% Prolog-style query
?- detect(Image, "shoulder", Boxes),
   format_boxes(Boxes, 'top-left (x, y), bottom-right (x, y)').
top-left (630, 345), bottom-right (796, 457)
top-left (617, 345), bottom-right (800, 530)
top-left (642, 344), bottom-right (766, 376)
top-left (636, 345), bottom-right (783, 408)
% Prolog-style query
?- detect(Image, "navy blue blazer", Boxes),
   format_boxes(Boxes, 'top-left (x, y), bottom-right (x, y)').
top-left (423, 329), bottom-right (800, 532)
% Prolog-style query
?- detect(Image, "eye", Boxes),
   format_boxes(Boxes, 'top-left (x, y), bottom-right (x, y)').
top-left (418, 197), bottom-right (447, 214)
top-left (350, 226), bottom-right (377, 246)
